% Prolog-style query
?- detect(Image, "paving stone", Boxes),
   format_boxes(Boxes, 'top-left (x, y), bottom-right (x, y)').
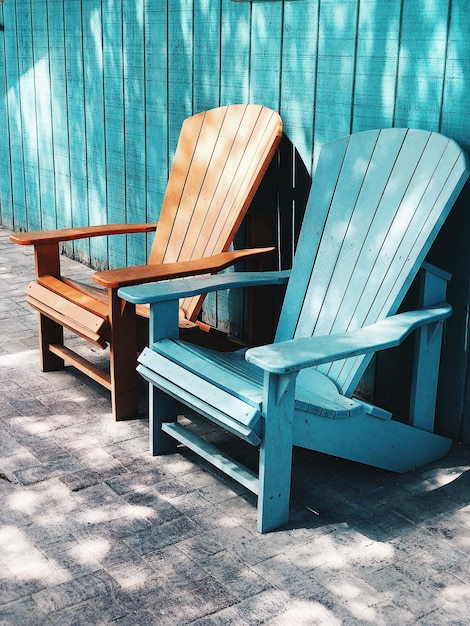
top-left (0, 427), bottom-right (27, 457)
top-left (226, 523), bottom-right (323, 567)
top-left (122, 489), bottom-right (182, 523)
top-left (360, 563), bottom-right (443, 617)
top-left (46, 593), bottom-right (129, 626)
top-left (175, 531), bottom-right (227, 560)
top-left (97, 513), bottom-right (154, 539)
top-left (190, 588), bottom-right (291, 625)
top-left (312, 568), bottom-right (387, 614)
top-left (357, 600), bottom-right (417, 625)
top-left (263, 599), bottom-right (345, 626)
top-left (32, 571), bottom-right (115, 614)
top-left (111, 576), bottom-right (174, 615)
top-left (423, 506), bottom-right (470, 552)
top-left (0, 577), bottom-right (46, 606)
top-left (21, 521), bottom-right (80, 550)
top-left (151, 575), bottom-right (239, 625)
top-left (168, 489), bottom-right (221, 519)
top-left (110, 606), bottom-right (162, 626)
top-left (71, 481), bottom-right (131, 517)
top-left (0, 401), bottom-right (21, 419)
top-left (27, 477), bottom-right (83, 519)
top-left (0, 524), bottom-right (72, 584)
top-left (252, 554), bottom-right (330, 600)
top-left (187, 506), bottom-right (259, 541)
top-left (59, 469), bottom-right (103, 492)
top-left (101, 542), bottom-right (156, 589)
top-left (448, 558), bottom-right (470, 584)
top-left (417, 604), bottom-right (470, 626)
top-left (7, 398), bottom-right (54, 419)
top-left (75, 444), bottom-right (126, 468)
top-left (201, 549), bottom-right (271, 600)
top-left (198, 472), bottom-right (252, 504)
top-left (143, 544), bottom-right (210, 585)
top-left (37, 537), bottom-right (104, 579)
top-left (104, 468), bottom-right (167, 495)
top-left (12, 464), bottom-right (63, 486)
top-left (0, 596), bottom-right (53, 626)
top-left (124, 514), bottom-right (199, 554)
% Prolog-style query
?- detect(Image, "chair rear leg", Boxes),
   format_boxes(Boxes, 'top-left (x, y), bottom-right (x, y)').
top-left (109, 291), bottom-right (139, 421)
top-left (110, 346), bottom-right (139, 421)
top-left (38, 313), bottom-right (65, 371)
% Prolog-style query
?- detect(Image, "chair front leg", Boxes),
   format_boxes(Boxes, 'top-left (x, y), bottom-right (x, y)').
top-left (148, 299), bottom-right (180, 455)
top-left (33, 242), bottom-right (65, 371)
top-left (109, 288), bottom-right (139, 421)
top-left (258, 370), bottom-right (296, 533)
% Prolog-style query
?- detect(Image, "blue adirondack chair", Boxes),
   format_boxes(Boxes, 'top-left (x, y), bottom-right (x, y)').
top-left (119, 128), bottom-right (469, 533)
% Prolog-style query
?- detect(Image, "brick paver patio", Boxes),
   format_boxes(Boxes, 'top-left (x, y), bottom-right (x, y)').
top-left (1, 226), bottom-right (470, 624)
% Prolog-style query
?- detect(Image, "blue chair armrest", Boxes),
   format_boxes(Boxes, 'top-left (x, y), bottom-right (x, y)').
top-left (245, 304), bottom-right (452, 374)
top-left (118, 270), bottom-right (291, 304)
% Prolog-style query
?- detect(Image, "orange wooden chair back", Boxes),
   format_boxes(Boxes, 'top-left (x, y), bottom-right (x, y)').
top-left (149, 104), bottom-right (282, 322)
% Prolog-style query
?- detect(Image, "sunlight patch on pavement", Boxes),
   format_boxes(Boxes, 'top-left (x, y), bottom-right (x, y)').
top-left (0, 525), bottom-right (71, 584)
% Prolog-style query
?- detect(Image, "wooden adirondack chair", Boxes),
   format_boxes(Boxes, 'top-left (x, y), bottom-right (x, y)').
top-left (10, 104), bottom-right (282, 421)
top-left (118, 128), bottom-right (469, 532)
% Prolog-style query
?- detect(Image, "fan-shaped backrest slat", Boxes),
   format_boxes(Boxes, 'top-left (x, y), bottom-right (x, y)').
top-left (276, 128), bottom-right (468, 395)
top-left (149, 104), bottom-right (282, 321)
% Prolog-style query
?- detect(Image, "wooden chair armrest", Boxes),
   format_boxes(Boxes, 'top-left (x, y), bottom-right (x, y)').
top-left (118, 269), bottom-right (291, 304)
top-left (9, 222), bottom-right (159, 246)
top-left (93, 247), bottom-right (275, 288)
top-left (245, 304), bottom-right (452, 374)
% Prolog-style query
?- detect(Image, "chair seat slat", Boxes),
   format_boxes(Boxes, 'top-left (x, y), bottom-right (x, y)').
top-left (137, 347), bottom-right (262, 444)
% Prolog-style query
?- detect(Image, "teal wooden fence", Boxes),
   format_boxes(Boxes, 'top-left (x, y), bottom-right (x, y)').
top-left (1, 0), bottom-right (470, 442)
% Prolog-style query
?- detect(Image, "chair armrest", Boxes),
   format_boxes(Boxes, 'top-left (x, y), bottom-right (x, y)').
top-left (9, 222), bottom-right (159, 246)
top-left (245, 304), bottom-right (452, 374)
top-left (118, 268), bottom-right (290, 303)
top-left (95, 247), bottom-right (276, 288)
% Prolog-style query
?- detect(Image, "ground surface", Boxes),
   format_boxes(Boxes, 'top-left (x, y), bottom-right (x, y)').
top-left (1, 226), bottom-right (470, 625)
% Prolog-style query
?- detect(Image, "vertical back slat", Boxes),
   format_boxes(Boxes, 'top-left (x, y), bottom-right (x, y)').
top-left (123, 1), bottom-right (147, 267)
top-left (337, 143), bottom-right (469, 394)
top-left (83, 0), bottom-right (106, 265)
top-left (294, 129), bottom-right (383, 339)
top-left (148, 111), bottom-right (206, 264)
top-left (180, 106), bottom-right (282, 319)
top-left (275, 128), bottom-right (469, 397)
top-left (275, 134), bottom-right (350, 342)
top-left (192, 106), bottom-right (281, 259)
top-left (313, 129), bottom-right (430, 339)
top-left (168, 105), bottom-right (242, 261)
top-left (309, 129), bottom-right (408, 338)
top-left (148, 103), bottom-right (282, 322)
top-left (17, 0), bottom-right (41, 232)
top-left (3, 0), bottom-right (25, 231)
